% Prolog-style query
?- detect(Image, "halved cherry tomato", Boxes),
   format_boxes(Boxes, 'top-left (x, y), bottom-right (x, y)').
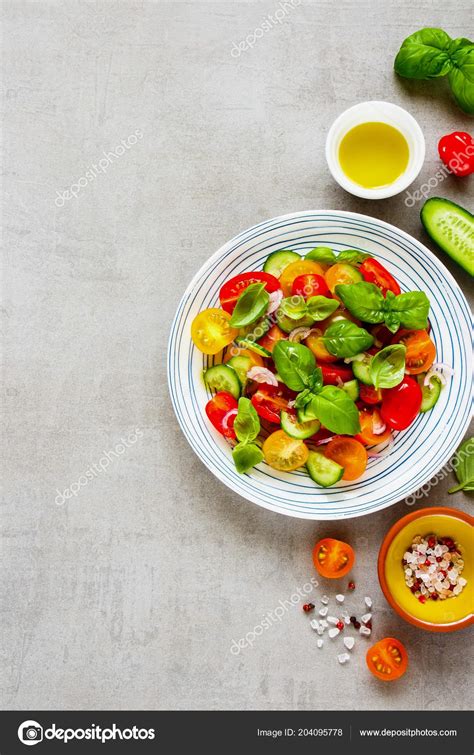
top-left (279, 260), bottom-right (325, 297)
top-left (305, 330), bottom-right (338, 363)
top-left (251, 386), bottom-right (288, 424)
top-left (263, 429), bottom-right (309, 471)
top-left (205, 392), bottom-right (238, 439)
top-left (320, 364), bottom-right (353, 385)
top-left (312, 537), bottom-right (355, 579)
top-left (371, 324), bottom-right (394, 346)
top-left (310, 427), bottom-right (335, 443)
top-left (325, 263), bottom-right (362, 298)
top-left (391, 329), bottom-right (436, 375)
top-left (219, 272), bottom-right (280, 314)
top-left (291, 273), bottom-right (331, 299)
top-left (367, 638), bottom-right (408, 681)
top-left (258, 324), bottom-right (286, 354)
top-left (355, 409), bottom-right (392, 446)
top-left (191, 308), bottom-right (238, 355)
top-left (360, 258), bottom-right (401, 296)
top-left (359, 384), bottom-right (382, 405)
top-left (381, 376), bottom-right (422, 431)
top-left (223, 346), bottom-right (264, 368)
top-left (324, 436), bottom-right (368, 480)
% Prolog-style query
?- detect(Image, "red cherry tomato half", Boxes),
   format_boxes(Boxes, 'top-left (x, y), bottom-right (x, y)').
top-left (360, 258), bottom-right (401, 296)
top-left (438, 132), bottom-right (474, 177)
top-left (219, 272), bottom-right (281, 314)
top-left (258, 324), bottom-right (287, 354)
top-left (381, 376), bottom-right (422, 431)
top-left (205, 392), bottom-right (238, 439)
top-left (359, 383), bottom-right (382, 405)
top-left (291, 273), bottom-right (331, 299)
top-left (320, 363), bottom-right (353, 385)
top-left (251, 386), bottom-right (289, 424)
top-left (371, 324), bottom-right (394, 347)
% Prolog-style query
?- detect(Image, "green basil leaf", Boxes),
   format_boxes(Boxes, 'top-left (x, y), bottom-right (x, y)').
top-left (448, 39), bottom-right (474, 115)
top-left (233, 397), bottom-right (260, 444)
top-left (294, 388), bottom-right (313, 409)
top-left (337, 249), bottom-right (370, 264)
top-left (384, 311), bottom-right (401, 333)
top-left (390, 291), bottom-right (430, 329)
top-left (272, 340), bottom-right (316, 391)
top-left (394, 28), bottom-right (453, 79)
top-left (308, 386), bottom-right (361, 435)
top-left (335, 282), bottom-right (385, 323)
top-left (232, 442), bottom-right (264, 474)
top-left (369, 344), bottom-right (406, 389)
top-left (324, 320), bottom-right (374, 358)
top-left (305, 247), bottom-right (336, 264)
top-left (279, 295), bottom-right (308, 321)
top-left (306, 295), bottom-right (339, 321)
top-left (307, 367), bottom-right (323, 393)
top-left (448, 437), bottom-right (474, 493)
top-left (230, 283), bottom-right (269, 328)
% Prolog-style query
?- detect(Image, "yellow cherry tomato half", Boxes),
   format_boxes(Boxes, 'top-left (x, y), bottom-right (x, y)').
top-left (304, 329), bottom-right (338, 363)
top-left (263, 430), bottom-right (309, 472)
top-left (279, 260), bottom-right (325, 297)
top-left (325, 263), bottom-right (363, 299)
top-left (191, 308), bottom-right (238, 355)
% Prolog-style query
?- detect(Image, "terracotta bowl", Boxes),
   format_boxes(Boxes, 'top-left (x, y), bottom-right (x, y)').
top-left (378, 507), bottom-right (474, 632)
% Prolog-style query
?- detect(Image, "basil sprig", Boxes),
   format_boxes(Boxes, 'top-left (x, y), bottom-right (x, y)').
top-left (232, 397), bottom-right (264, 473)
top-left (448, 437), bottom-right (474, 493)
top-left (324, 320), bottom-right (374, 358)
top-left (305, 247), bottom-right (370, 266)
top-left (230, 283), bottom-right (269, 328)
top-left (337, 250), bottom-right (370, 264)
top-left (394, 28), bottom-right (474, 114)
top-left (335, 282), bottom-right (430, 333)
top-left (273, 341), bottom-right (360, 435)
top-left (369, 345), bottom-right (406, 389)
top-left (279, 295), bottom-right (339, 323)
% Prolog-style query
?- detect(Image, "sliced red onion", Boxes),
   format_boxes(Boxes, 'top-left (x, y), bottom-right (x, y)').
top-left (335, 376), bottom-right (344, 388)
top-left (287, 399), bottom-right (297, 408)
top-left (289, 326), bottom-right (321, 343)
top-left (222, 408), bottom-right (238, 432)
top-left (267, 289), bottom-right (283, 315)
top-left (424, 362), bottom-right (454, 387)
top-left (247, 366), bottom-right (278, 386)
top-left (315, 435), bottom-right (336, 446)
top-left (372, 414), bottom-right (386, 435)
top-left (367, 436), bottom-right (393, 459)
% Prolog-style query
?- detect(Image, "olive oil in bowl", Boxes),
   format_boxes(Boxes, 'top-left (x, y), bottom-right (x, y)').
top-left (338, 122), bottom-right (410, 189)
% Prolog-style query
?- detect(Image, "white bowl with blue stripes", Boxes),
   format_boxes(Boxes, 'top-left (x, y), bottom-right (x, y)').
top-left (168, 211), bottom-right (472, 520)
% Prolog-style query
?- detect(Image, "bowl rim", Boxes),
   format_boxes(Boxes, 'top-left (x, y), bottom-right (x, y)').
top-left (378, 506), bottom-right (474, 632)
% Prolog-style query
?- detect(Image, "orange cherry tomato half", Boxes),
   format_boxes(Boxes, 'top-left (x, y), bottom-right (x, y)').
top-left (262, 430), bottom-right (309, 471)
top-left (391, 329), bottom-right (436, 375)
top-left (279, 260), bottom-right (325, 297)
top-left (355, 409), bottom-right (392, 446)
top-left (324, 436), bottom-right (368, 480)
top-left (312, 537), bottom-right (355, 579)
top-left (257, 324), bottom-right (287, 354)
top-left (366, 638), bottom-right (408, 681)
top-left (305, 330), bottom-right (338, 363)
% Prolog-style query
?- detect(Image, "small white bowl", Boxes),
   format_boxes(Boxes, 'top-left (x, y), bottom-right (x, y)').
top-left (325, 101), bottom-right (425, 200)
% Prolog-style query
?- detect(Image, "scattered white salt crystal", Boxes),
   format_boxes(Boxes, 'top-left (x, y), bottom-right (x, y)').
top-left (310, 619), bottom-right (319, 630)
top-left (319, 606), bottom-right (328, 617)
top-left (359, 625), bottom-right (371, 636)
top-left (328, 627), bottom-right (340, 639)
top-left (327, 616), bottom-right (338, 625)
top-left (361, 613), bottom-right (372, 624)
top-left (335, 594), bottom-right (345, 604)
top-left (317, 625), bottom-right (324, 636)
top-left (337, 652), bottom-right (350, 664)
top-left (364, 597), bottom-right (372, 608)
top-left (343, 637), bottom-right (355, 651)
top-left (320, 595), bottom-right (329, 605)
top-left (317, 638), bottom-right (324, 648)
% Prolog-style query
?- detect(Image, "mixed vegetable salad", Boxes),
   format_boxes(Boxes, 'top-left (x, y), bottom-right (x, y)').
top-left (191, 247), bottom-right (449, 487)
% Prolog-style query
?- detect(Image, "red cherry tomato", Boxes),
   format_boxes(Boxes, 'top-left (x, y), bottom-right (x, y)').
top-left (291, 273), bottom-right (331, 299)
top-left (251, 386), bottom-right (288, 424)
top-left (205, 392), bottom-right (238, 439)
top-left (381, 376), bottom-right (422, 431)
top-left (359, 384), bottom-right (382, 405)
top-left (438, 132), bottom-right (474, 177)
top-left (360, 258), bottom-right (401, 296)
top-left (219, 272), bottom-right (281, 314)
top-left (371, 324), bottom-right (394, 347)
top-left (320, 364), bottom-right (353, 385)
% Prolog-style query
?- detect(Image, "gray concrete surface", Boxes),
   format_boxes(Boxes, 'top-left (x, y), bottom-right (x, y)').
top-left (2, 0), bottom-right (473, 711)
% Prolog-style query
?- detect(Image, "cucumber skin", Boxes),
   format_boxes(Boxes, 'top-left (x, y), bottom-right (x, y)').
top-left (352, 354), bottom-right (373, 385)
top-left (342, 379), bottom-right (359, 401)
top-left (280, 411), bottom-right (320, 439)
top-left (418, 375), bottom-right (442, 412)
top-left (227, 356), bottom-right (251, 388)
top-left (306, 451), bottom-right (344, 487)
top-left (235, 337), bottom-right (272, 357)
top-left (263, 250), bottom-right (300, 278)
top-left (421, 197), bottom-right (474, 277)
top-left (204, 364), bottom-right (241, 399)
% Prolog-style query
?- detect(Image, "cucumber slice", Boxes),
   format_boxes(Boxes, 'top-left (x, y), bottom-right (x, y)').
top-left (277, 312), bottom-right (315, 334)
top-left (342, 379), bottom-right (359, 401)
top-left (281, 411), bottom-right (320, 439)
top-left (352, 353), bottom-right (373, 385)
top-left (235, 337), bottom-right (272, 357)
top-left (204, 364), bottom-right (241, 398)
top-left (227, 356), bottom-right (252, 388)
top-left (297, 404), bottom-right (317, 423)
top-left (421, 197), bottom-right (474, 276)
top-left (306, 450), bottom-right (344, 487)
top-left (263, 250), bottom-right (300, 277)
top-left (418, 374), bottom-right (442, 412)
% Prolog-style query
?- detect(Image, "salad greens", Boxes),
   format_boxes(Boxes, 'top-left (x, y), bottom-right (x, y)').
top-left (448, 437), bottom-right (474, 493)
top-left (279, 294), bottom-right (339, 322)
top-left (232, 398), bottom-right (263, 473)
top-left (369, 345), bottom-right (407, 389)
top-left (324, 320), bottom-right (374, 358)
top-left (335, 282), bottom-right (430, 333)
top-left (230, 283), bottom-right (269, 328)
top-left (272, 341), bottom-right (316, 392)
top-left (304, 386), bottom-right (361, 435)
top-left (394, 28), bottom-right (474, 114)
